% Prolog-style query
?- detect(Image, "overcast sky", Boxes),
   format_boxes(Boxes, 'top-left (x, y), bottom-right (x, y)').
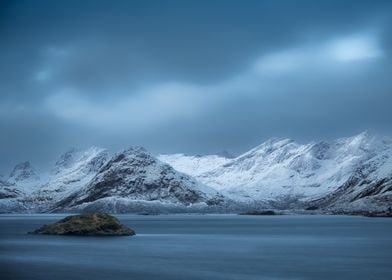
top-left (1, 0), bottom-right (392, 173)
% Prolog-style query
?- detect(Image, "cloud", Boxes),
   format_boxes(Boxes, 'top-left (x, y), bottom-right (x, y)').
top-left (326, 34), bottom-right (382, 61)
top-left (1, 0), bottom-right (392, 173)
top-left (45, 83), bottom-right (210, 130)
top-left (253, 32), bottom-right (383, 75)
top-left (32, 46), bottom-right (73, 83)
top-left (44, 32), bottom-right (385, 132)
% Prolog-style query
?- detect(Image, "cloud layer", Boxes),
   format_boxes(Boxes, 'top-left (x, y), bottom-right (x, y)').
top-left (43, 32), bottom-right (385, 130)
top-left (0, 0), bottom-right (392, 172)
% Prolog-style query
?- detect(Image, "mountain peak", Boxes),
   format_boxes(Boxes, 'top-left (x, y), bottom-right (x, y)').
top-left (9, 161), bottom-right (39, 182)
top-left (54, 147), bottom-right (82, 170)
top-left (334, 130), bottom-right (382, 156)
top-left (241, 138), bottom-right (296, 158)
top-left (52, 146), bottom-right (107, 174)
top-left (347, 130), bottom-right (373, 141)
top-left (122, 146), bottom-right (148, 155)
top-left (54, 145), bottom-right (221, 210)
top-left (106, 146), bottom-right (155, 169)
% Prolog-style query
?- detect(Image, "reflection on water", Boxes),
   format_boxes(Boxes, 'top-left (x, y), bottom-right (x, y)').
top-left (0, 214), bottom-right (391, 280)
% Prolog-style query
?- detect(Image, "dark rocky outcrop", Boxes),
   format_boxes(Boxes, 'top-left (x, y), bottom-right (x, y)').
top-left (53, 147), bottom-right (223, 211)
top-left (361, 207), bottom-right (392, 217)
top-left (305, 206), bottom-right (319, 211)
top-left (29, 213), bottom-right (135, 236)
top-left (239, 210), bottom-right (277, 215)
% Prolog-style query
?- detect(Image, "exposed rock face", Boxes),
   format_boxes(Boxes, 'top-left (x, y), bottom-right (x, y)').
top-left (1, 132), bottom-right (391, 214)
top-left (0, 181), bottom-right (21, 199)
top-left (54, 146), bottom-right (223, 211)
top-left (161, 132), bottom-right (392, 212)
top-left (29, 213), bottom-right (135, 236)
top-left (363, 208), bottom-right (392, 217)
top-left (32, 147), bottom-right (110, 209)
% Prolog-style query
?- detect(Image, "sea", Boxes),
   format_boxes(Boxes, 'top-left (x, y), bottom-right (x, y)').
top-left (0, 214), bottom-right (391, 280)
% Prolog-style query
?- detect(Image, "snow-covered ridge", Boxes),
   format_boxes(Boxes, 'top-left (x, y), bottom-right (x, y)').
top-left (0, 147), bottom-right (110, 211)
top-left (0, 131), bottom-right (391, 213)
top-left (0, 146), bottom-right (225, 212)
top-left (158, 153), bottom-right (231, 176)
top-left (159, 131), bottom-right (392, 208)
top-left (8, 161), bottom-right (40, 184)
top-left (53, 146), bottom-right (223, 211)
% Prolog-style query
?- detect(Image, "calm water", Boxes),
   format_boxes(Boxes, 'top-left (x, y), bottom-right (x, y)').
top-left (0, 214), bottom-right (391, 280)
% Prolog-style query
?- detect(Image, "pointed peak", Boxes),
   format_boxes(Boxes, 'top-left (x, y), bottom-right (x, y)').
top-left (54, 148), bottom-right (82, 168)
top-left (12, 161), bottom-right (33, 169)
top-left (84, 146), bottom-right (106, 153)
top-left (352, 130), bottom-right (373, 139)
top-left (110, 146), bottom-right (152, 162)
top-left (10, 161), bottom-right (34, 174)
top-left (52, 146), bottom-right (108, 174)
top-left (122, 146), bottom-right (148, 155)
top-left (337, 130), bottom-right (376, 146)
top-left (80, 146), bottom-right (108, 160)
top-left (9, 161), bottom-right (39, 182)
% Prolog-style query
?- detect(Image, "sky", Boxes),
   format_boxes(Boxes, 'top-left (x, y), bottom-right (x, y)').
top-left (1, 0), bottom-right (392, 173)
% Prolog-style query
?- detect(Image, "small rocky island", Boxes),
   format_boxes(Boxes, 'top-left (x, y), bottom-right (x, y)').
top-left (239, 210), bottom-right (278, 215)
top-left (29, 213), bottom-right (135, 236)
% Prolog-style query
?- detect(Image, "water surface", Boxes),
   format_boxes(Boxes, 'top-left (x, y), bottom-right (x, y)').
top-left (0, 214), bottom-right (391, 280)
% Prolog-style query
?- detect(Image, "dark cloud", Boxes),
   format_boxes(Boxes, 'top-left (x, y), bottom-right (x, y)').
top-left (1, 0), bottom-right (392, 173)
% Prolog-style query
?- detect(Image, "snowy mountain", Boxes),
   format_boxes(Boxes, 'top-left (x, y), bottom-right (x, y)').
top-left (159, 132), bottom-right (392, 211)
top-left (30, 147), bottom-right (110, 210)
top-left (52, 146), bottom-right (224, 212)
top-left (8, 161), bottom-right (40, 186)
top-left (0, 147), bottom-right (110, 212)
top-left (0, 131), bottom-right (391, 214)
top-left (0, 180), bottom-right (20, 199)
top-left (199, 135), bottom-right (375, 199)
top-left (158, 153), bottom-right (231, 176)
top-left (0, 180), bottom-right (23, 212)
top-left (0, 146), bottom-right (225, 213)
top-left (308, 142), bottom-right (392, 213)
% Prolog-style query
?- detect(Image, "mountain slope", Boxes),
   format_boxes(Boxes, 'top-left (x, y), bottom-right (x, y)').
top-left (308, 148), bottom-right (392, 212)
top-left (53, 147), bottom-right (225, 212)
top-left (1, 132), bottom-right (391, 213)
top-left (0, 147), bottom-right (110, 212)
top-left (28, 147), bottom-right (109, 210)
top-left (9, 161), bottom-right (40, 183)
top-left (158, 153), bottom-right (231, 176)
top-left (161, 132), bottom-right (392, 211)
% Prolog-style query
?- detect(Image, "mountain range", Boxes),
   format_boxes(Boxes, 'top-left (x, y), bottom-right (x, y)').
top-left (1, 131), bottom-right (391, 214)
